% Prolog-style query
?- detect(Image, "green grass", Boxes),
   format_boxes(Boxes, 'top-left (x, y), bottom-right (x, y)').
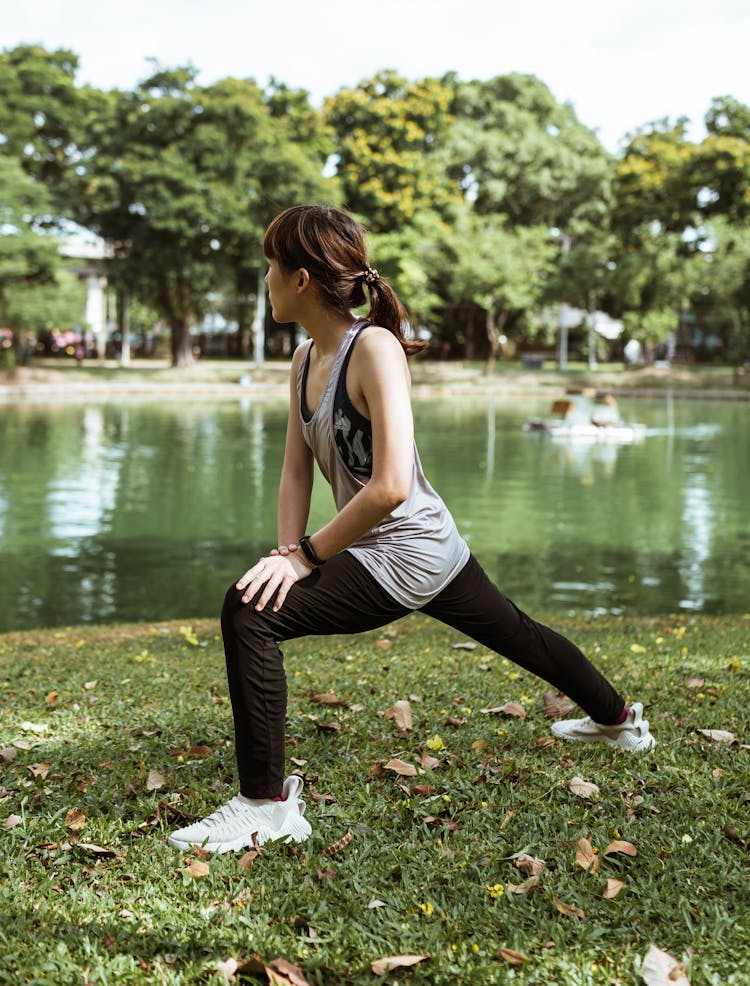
top-left (1, 614), bottom-right (748, 985)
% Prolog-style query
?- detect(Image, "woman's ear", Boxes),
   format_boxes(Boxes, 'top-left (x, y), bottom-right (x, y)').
top-left (295, 268), bottom-right (311, 293)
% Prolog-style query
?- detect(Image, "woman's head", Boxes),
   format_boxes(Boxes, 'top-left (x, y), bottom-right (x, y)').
top-left (263, 205), bottom-right (425, 355)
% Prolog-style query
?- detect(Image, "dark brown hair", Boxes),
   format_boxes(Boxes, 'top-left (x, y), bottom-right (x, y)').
top-left (263, 205), bottom-right (426, 356)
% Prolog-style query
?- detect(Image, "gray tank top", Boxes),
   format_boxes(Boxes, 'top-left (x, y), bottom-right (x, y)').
top-left (297, 318), bottom-right (469, 608)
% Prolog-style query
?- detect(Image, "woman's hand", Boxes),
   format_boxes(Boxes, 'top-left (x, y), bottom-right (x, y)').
top-left (235, 550), bottom-right (311, 612)
top-left (269, 542), bottom-right (298, 557)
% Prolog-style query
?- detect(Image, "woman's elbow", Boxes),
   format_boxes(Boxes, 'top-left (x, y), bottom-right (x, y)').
top-left (373, 479), bottom-right (410, 513)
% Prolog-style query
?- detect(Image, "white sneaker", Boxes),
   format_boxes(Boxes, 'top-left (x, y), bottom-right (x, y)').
top-left (550, 702), bottom-right (656, 752)
top-left (168, 775), bottom-right (312, 853)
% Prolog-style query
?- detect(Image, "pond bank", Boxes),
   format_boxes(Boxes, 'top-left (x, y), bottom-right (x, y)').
top-left (2, 358), bottom-right (749, 402)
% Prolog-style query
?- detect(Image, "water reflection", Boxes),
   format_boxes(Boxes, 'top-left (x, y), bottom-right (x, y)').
top-left (0, 396), bottom-right (747, 631)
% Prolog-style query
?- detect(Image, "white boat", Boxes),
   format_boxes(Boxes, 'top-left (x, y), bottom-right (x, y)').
top-left (523, 388), bottom-right (647, 444)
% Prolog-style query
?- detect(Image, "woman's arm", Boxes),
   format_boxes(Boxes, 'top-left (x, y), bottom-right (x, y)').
top-left (306, 327), bottom-right (414, 561)
top-left (234, 343), bottom-right (315, 611)
top-left (277, 342), bottom-right (315, 547)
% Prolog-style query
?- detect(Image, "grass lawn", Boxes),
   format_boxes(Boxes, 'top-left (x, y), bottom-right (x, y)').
top-left (1, 614), bottom-right (748, 985)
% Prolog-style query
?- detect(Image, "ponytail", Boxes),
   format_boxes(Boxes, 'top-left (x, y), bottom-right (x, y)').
top-left (263, 205), bottom-right (427, 357)
top-left (364, 276), bottom-right (427, 357)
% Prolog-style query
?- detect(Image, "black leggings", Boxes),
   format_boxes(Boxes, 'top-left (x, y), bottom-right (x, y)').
top-left (221, 552), bottom-right (625, 798)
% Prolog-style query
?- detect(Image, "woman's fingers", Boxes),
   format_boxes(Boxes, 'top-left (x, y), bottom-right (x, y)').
top-left (237, 554), bottom-right (310, 609)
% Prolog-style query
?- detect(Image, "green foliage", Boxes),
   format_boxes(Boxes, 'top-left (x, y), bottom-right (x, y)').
top-left (325, 71), bottom-right (458, 231)
top-left (1, 615), bottom-right (748, 984)
top-left (0, 156), bottom-right (83, 342)
top-left (1, 42), bottom-right (750, 363)
top-left (446, 74), bottom-right (613, 234)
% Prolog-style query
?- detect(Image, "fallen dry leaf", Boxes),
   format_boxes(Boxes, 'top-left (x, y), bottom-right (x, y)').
top-left (698, 729), bottom-right (735, 744)
top-left (685, 677), bottom-right (705, 688)
top-left (371, 954), bottom-right (429, 976)
top-left (373, 639), bottom-right (392, 649)
top-left (77, 842), bottom-right (117, 857)
top-left (499, 810), bottom-right (515, 831)
top-left (269, 957), bottom-right (313, 986)
top-left (543, 692), bottom-right (575, 719)
top-left (311, 692), bottom-right (346, 707)
top-left (420, 753), bottom-right (440, 770)
top-left (4, 814), bottom-right (22, 830)
top-left (44, 691), bottom-right (59, 708)
top-left (65, 808), bottom-right (86, 831)
top-left (28, 763), bottom-right (52, 779)
top-left (536, 736), bottom-right (556, 749)
top-left (507, 875), bottom-right (540, 894)
top-left (146, 769), bottom-right (166, 791)
top-left (515, 853), bottom-right (546, 877)
top-left (604, 878), bottom-right (626, 899)
top-left (451, 641), bottom-right (477, 650)
top-left (481, 701), bottom-right (526, 718)
top-left (575, 838), bottom-right (600, 872)
top-left (471, 739), bottom-right (488, 750)
top-left (392, 700), bottom-right (413, 731)
top-left (0, 747), bottom-right (18, 762)
top-left (186, 745), bottom-right (212, 758)
top-left (569, 776), bottom-right (601, 800)
top-left (239, 849), bottom-right (261, 869)
top-left (185, 859), bottom-right (210, 878)
top-left (553, 895), bottom-right (585, 920)
top-left (384, 758), bottom-right (417, 777)
top-left (642, 944), bottom-right (691, 986)
top-left (324, 829), bottom-right (353, 856)
top-left (604, 839), bottom-right (637, 858)
top-left (498, 947), bottom-right (529, 965)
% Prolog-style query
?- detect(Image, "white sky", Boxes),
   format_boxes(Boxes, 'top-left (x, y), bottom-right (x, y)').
top-left (2, 0), bottom-right (749, 152)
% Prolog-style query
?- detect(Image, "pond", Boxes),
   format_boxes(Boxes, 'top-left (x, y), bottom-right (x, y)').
top-left (0, 394), bottom-right (747, 632)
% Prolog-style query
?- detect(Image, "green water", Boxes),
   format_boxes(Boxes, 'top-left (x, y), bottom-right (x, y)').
top-left (0, 395), bottom-right (747, 631)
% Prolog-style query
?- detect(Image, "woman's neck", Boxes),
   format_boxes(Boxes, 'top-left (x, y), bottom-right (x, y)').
top-left (301, 308), bottom-right (357, 357)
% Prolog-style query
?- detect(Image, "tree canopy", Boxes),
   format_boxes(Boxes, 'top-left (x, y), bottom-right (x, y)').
top-left (1, 43), bottom-right (749, 366)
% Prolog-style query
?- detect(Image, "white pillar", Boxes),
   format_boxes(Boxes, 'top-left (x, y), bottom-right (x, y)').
top-left (84, 273), bottom-right (108, 359)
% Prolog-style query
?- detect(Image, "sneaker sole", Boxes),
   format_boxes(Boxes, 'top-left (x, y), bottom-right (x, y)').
top-left (551, 730), bottom-right (656, 752)
top-left (168, 815), bottom-right (312, 854)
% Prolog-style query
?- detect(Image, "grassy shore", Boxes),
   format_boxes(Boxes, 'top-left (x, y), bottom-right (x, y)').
top-left (2, 357), bottom-right (749, 402)
top-left (1, 614), bottom-right (748, 985)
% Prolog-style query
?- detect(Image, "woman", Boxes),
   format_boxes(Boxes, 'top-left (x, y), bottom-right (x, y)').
top-left (169, 206), bottom-right (655, 854)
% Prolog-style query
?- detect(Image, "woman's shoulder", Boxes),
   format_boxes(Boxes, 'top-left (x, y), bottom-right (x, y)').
top-left (290, 337), bottom-right (313, 369)
top-left (356, 323), bottom-right (407, 360)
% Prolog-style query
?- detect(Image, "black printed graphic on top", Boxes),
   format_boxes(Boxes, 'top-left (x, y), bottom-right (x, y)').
top-left (333, 324), bottom-right (372, 479)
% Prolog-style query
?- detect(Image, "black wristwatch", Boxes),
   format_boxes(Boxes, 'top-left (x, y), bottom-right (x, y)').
top-left (299, 535), bottom-right (325, 567)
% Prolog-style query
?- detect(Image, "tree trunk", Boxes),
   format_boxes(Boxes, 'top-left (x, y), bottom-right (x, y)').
top-left (484, 307), bottom-right (507, 376)
top-left (171, 317), bottom-right (193, 367)
top-left (464, 307), bottom-right (476, 360)
top-left (237, 278), bottom-right (252, 358)
top-left (162, 277), bottom-right (194, 368)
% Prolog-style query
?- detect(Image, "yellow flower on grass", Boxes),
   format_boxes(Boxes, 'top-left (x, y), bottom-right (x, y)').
top-left (426, 735), bottom-right (444, 752)
top-left (419, 901), bottom-right (435, 916)
top-left (486, 883), bottom-right (504, 899)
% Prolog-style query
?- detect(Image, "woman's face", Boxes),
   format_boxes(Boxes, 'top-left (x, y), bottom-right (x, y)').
top-left (265, 258), bottom-right (300, 324)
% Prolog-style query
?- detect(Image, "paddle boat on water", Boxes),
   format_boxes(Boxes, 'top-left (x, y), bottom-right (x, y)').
top-left (523, 387), bottom-right (647, 443)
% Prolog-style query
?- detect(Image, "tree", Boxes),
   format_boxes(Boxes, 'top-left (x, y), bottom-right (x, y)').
top-left (0, 156), bottom-right (83, 365)
top-left (324, 71), bottom-right (457, 231)
top-left (612, 120), bottom-right (702, 243)
top-left (79, 68), bottom-right (336, 366)
top-left (689, 218), bottom-right (750, 363)
top-left (445, 73), bottom-right (613, 234)
top-left (201, 77), bottom-right (336, 357)
top-left (697, 97), bottom-right (750, 224)
top-left (446, 209), bottom-right (556, 372)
